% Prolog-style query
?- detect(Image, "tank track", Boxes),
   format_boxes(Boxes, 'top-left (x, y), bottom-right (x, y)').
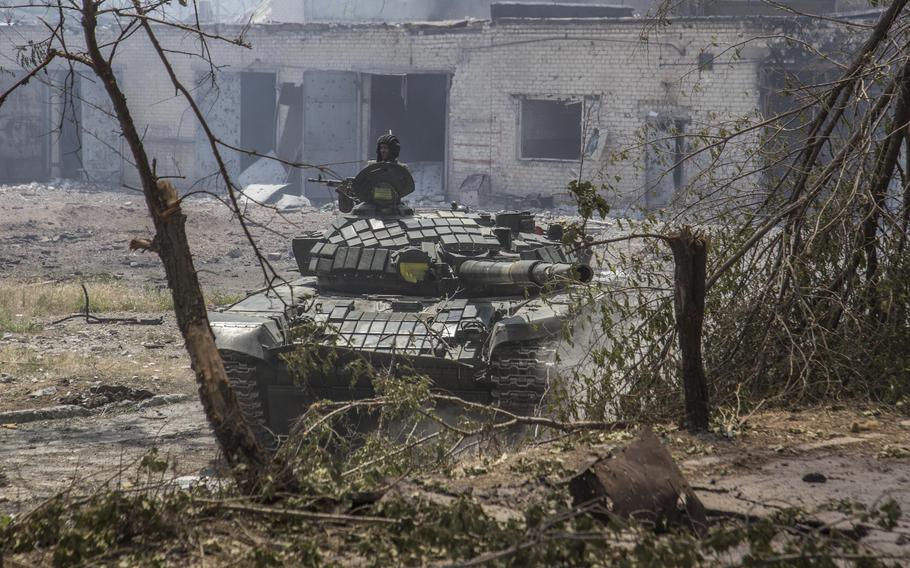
top-left (488, 341), bottom-right (557, 416)
top-left (221, 352), bottom-right (277, 451)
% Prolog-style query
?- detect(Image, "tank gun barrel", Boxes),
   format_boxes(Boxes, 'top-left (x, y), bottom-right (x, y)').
top-left (457, 260), bottom-right (593, 287)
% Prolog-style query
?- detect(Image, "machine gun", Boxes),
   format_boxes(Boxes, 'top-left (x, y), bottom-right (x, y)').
top-left (311, 162), bottom-right (416, 215)
top-left (307, 175), bottom-right (356, 212)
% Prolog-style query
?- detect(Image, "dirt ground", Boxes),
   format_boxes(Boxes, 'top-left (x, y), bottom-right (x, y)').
top-left (0, 181), bottom-right (327, 513)
top-left (0, 182), bottom-right (908, 559)
top-left (0, 181), bottom-right (334, 294)
top-left (0, 182), bottom-right (335, 412)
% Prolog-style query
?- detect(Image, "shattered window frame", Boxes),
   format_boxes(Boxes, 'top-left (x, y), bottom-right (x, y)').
top-left (516, 96), bottom-right (592, 162)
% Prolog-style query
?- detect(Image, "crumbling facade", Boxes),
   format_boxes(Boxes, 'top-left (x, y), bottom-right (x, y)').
top-left (0, 14), bottom-right (831, 207)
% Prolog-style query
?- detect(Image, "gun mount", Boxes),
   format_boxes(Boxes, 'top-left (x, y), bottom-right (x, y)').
top-left (308, 162), bottom-right (415, 214)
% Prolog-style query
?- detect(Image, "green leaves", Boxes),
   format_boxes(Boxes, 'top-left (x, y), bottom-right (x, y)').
top-left (568, 179), bottom-right (611, 223)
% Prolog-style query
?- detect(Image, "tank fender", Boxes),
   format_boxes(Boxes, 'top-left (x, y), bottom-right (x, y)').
top-left (485, 310), bottom-right (564, 359)
top-left (209, 317), bottom-right (283, 360)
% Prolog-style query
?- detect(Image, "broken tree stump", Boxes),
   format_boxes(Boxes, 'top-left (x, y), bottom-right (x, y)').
top-left (668, 227), bottom-right (710, 431)
top-left (568, 427), bottom-right (707, 533)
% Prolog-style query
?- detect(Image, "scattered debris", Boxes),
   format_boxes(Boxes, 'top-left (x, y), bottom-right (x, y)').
top-left (274, 194), bottom-right (311, 211)
top-left (851, 419), bottom-right (881, 433)
top-left (136, 393), bottom-right (191, 409)
top-left (240, 183), bottom-right (290, 204)
top-left (0, 392), bottom-right (190, 425)
top-left (795, 436), bottom-right (868, 451)
top-left (802, 472), bottom-right (828, 484)
top-left (457, 173), bottom-right (490, 207)
top-left (0, 404), bottom-right (92, 424)
top-left (568, 427), bottom-right (707, 531)
top-left (59, 384), bottom-right (155, 409)
top-left (239, 183), bottom-right (312, 211)
top-left (28, 386), bottom-right (57, 398)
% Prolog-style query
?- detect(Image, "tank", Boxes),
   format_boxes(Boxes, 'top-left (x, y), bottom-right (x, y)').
top-left (209, 162), bottom-right (597, 445)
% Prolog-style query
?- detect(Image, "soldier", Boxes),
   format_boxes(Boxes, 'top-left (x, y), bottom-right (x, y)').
top-left (375, 133), bottom-right (401, 163)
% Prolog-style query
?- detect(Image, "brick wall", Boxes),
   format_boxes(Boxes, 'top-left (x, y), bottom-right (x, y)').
top-left (1, 18), bottom-right (779, 208)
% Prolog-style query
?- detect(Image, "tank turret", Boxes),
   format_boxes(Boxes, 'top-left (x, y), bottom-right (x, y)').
top-left (295, 163), bottom-right (591, 296)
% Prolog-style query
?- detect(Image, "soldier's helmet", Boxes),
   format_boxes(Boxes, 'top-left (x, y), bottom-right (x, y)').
top-left (376, 134), bottom-right (401, 162)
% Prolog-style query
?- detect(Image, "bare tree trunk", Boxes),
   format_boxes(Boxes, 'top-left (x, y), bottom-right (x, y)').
top-left (669, 227), bottom-right (709, 431)
top-left (863, 64), bottom-right (910, 324)
top-left (79, 0), bottom-right (267, 486)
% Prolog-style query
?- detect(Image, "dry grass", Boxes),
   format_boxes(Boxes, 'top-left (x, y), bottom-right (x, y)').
top-left (0, 279), bottom-right (173, 332)
top-left (0, 341), bottom-right (194, 412)
top-left (0, 279), bottom-right (240, 333)
top-left (0, 343), bottom-right (189, 380)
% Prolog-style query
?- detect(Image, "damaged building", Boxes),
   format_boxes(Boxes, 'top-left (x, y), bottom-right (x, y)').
top-left (0, 3), bottom-right (866, 208)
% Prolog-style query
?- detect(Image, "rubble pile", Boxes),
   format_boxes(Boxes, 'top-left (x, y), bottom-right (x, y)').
top-left (59, 384), bottom-right (155, 409)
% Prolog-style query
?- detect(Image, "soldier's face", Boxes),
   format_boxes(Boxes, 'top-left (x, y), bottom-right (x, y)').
top-left (379, 144), bottom-right (390, 160)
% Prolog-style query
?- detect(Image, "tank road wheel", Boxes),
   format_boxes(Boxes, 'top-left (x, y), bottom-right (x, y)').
top-left (221, 351), bottom-right (277, 451)
top-left (488, 341), bottom-right (558, 417)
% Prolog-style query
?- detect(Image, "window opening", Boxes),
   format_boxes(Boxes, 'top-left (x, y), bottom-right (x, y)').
top-left (520, 99), bottom-right (582, 160)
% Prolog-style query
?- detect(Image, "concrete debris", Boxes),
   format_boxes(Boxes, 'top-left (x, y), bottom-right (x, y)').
top-left (240, 182), bottom-right (312, 211)
top-left (241, 183), bottom-right (290, 204)
top-left (237, 152), bottom-right (288, 188)
top-left (457, 173), bottom-right (490, 207)
top-left (59, 384), bottom-right (155, 409)
top-left (29, 386), bottom-right (58, 398)
top-left (136, 393), bottom-right (191, 409)
top-left (0, 394), bottom-right (191, 425)
top-left (0, 404), bottom-right (92, 424)
top-left (274, 194), bottom-right (311, 210)
top-left (569, 427), bottom-right (707, 532)
top-left (0, 373), bottom-right (14, 384)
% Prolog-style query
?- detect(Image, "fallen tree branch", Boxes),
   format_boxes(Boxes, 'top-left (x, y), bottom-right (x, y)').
top-left (429, 393), bottom-right (629, 433)
top-left (196, 499), bottom-right (398, 525)
top-left (50, 284), bottom-right (163, 326)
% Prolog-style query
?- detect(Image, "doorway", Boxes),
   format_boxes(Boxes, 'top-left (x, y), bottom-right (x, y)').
top-left (240, 71), bottom-right (277, 171)
top-left (0, 73), bottom-right (50, 182)
top-left (369, 74), bottom-right (448, 198)
top-left (58, 76), bottom-right (83, 179)
top-left (644, 115), bottom-right (687, 209)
